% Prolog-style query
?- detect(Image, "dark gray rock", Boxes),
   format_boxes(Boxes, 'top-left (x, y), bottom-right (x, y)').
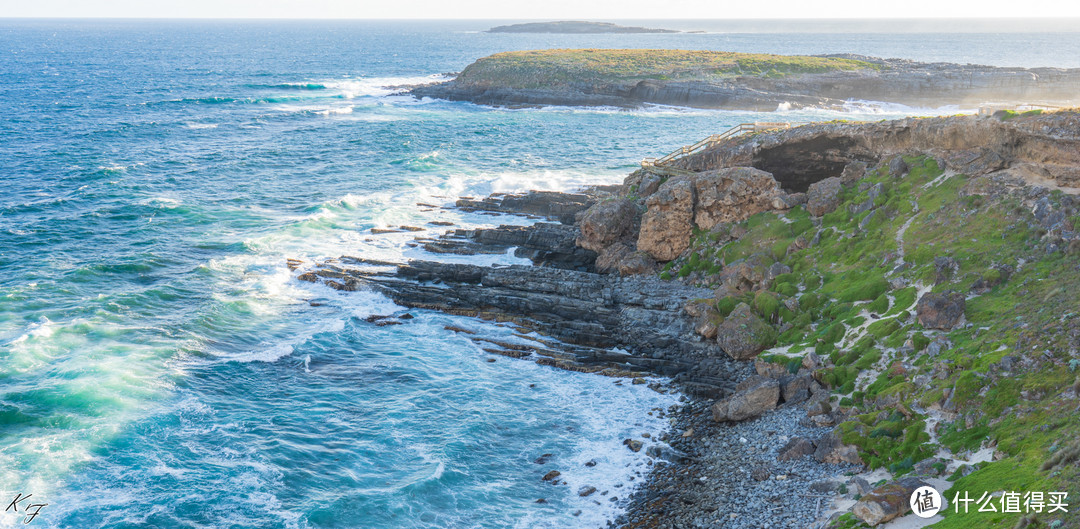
top-left (777, 437), bottom-right (816, 461)
top-left (916, 291), bottom-right (966, 330)
top-left (888, 155), bottom-right (909, 177)
top-left (780, 374), bottom-right (813, 405)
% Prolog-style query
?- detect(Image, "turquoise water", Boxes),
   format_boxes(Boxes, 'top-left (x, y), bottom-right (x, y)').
top-left (2, 19), bottom-right (1079, 529)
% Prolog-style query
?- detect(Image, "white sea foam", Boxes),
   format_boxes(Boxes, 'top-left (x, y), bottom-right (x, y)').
top-left (322, 75), bottom-right (451, 100)
top-left (315, 106), bottom-right (354, 116)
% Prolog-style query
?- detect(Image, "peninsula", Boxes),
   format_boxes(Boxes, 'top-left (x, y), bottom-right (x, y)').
top-left (486, 21), bottom-right (679, 34)
top-left (409, 49), bottom-right (1080, 110)
top-left (297, 110), bottom-right (1080, 528)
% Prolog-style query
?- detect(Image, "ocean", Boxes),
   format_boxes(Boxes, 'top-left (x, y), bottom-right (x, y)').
top-left (1, 18), bottom-right (1078, 529)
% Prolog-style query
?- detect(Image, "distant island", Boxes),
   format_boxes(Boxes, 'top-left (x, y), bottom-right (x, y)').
top-left (409, 48), bottom-right (1080, 110)
top-left (486, 21), bottom-right (679, 34)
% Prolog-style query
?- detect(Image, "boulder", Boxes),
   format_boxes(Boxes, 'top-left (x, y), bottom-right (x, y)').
top-left (916, 291), bottom-right (966, 330)
top-left (716, 303), bottom-right (776, 360)
top-left (777, 437), bottom-right (816, 461)
top-left (692, 167), bottom-right (783, 230)
top-left (637, 172), bottom-right (663, 197)
top-left (841, 161), bottom-right (869, 184)
top-left (887, 155), bottom-right (909, 177)
top-left (780, 374), bottom-right (813, 404)
top-left (594, 242), bottom-right (657, 276)
top-left (849, 476), bottom-right (873, 496)
top-left (806, 177), bottom-right (843, 216)
top-left (616, 251), bottom-right (658, 276)
top-left (813, 429), bottom-right (864, 465)
top-left (685, 300), bottom-right (721, 339)
top-left (715, 253), bottom-right (772, 293)
top-left (852, 477), bottom-right (929, 526)
top-left (711, 376), bottom-right (780, 422)
top-left (638, 178), bottom-right (695, 261)
top-left (576, 198), bottom-right (638, 252)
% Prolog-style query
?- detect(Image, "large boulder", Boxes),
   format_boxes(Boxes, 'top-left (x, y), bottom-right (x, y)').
top-left (777, 437), bottom-right (816, 461)
top-left (780, 374), bottom-right (813, 404)
top-left (852, 477), bottom-right (930, 526)
top-left (576, 198), bottom-right (639, 252)
top-left (841, 160), bottom-right (868, 184)
top-left (711, 376), bottom-right (780, 422)
top-left (916, 291), bottom-right (966, 330)
top-left (594, 242), bottom-right (657, 276)
top-left (637, 178), bottom-right (695, 261)
top-left (887, 155), bottom-right (909, 178)
top-left (716, 303), bottom-right (776, 360)
top-left (692, 167), bottom-right (783, 230)
top-left (806, 176), bottom-right (843, 216)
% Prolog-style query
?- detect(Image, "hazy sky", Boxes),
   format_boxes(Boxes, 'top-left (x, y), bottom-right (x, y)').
top-left (4, 0), bottom-right (1080, 19)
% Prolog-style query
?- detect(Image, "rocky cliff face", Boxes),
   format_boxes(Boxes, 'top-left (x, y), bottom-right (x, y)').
top-left (410, 54), bottom-right (1080, 110)
top-left (588, 112), bottom-right (1080, 267)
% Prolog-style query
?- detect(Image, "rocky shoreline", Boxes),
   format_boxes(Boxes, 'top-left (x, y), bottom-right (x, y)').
top-left (296, 111), bottom-right (1080, 528)
top-left (409, 51), bottom-right (1080, 111)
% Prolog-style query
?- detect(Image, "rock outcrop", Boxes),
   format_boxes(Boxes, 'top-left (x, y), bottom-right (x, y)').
top-left (635, 168), bottom-right (790, 261)
top-left (916, 291), bottom-right (967, 330)
top-left (710, 376), bottom-right (780, 422)
top-left (637, 178), bottom-right (696, 261)
top-left (806, 176), bottom-right (843, 216)
top-left (715, 303), bottom-right (776, 360)
top-left (576, 198), bottom-right (639, 252)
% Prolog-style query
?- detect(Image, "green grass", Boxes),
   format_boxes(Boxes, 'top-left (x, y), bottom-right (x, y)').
top-left (454, 49), bottom-right (882, 89)
top-left (646, 151), bottom-right (1080, 528)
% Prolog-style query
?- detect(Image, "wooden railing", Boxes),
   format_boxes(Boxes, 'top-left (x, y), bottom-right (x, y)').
top-left (641, 122), bottom-right (793, 168)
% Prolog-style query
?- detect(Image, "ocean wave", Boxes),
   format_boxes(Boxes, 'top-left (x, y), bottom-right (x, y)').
top-left (245, 82), bottom-right (329, 90)
top-left (224, 317), bottom-right (345, 364)
top-left (838, 99), bottom-right (976, 115)
top-left (319, 74), bottom-right (451, 99)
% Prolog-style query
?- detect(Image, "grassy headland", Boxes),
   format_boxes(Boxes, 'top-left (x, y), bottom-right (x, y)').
top-left (453, 49), bottom-right (882, 88)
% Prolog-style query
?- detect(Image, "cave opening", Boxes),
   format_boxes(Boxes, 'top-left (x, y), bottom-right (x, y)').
top-left (751, 135), bottom-right (867, 193)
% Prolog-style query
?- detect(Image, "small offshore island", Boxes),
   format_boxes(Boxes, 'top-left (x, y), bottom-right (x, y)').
top-left (486, 21), bottom-right (680, 34)
top-left (410, 49), bottom-right (1080, 110)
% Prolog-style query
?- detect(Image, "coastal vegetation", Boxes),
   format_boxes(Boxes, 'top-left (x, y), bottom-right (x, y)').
top-left (453, 49), bottom-right (881, 88)
top-left (660, 154), bottom-right (1080, 528)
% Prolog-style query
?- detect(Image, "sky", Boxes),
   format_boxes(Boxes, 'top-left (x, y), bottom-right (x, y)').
top-left (3, 0), bottom-right (1080, 19)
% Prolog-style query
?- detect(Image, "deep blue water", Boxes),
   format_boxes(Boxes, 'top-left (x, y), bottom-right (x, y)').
top-left (2, 19), bottom-right (1079, 529)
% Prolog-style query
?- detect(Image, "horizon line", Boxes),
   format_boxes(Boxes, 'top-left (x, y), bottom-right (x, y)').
top-left (4, 16), bottom-right (1080, 20)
